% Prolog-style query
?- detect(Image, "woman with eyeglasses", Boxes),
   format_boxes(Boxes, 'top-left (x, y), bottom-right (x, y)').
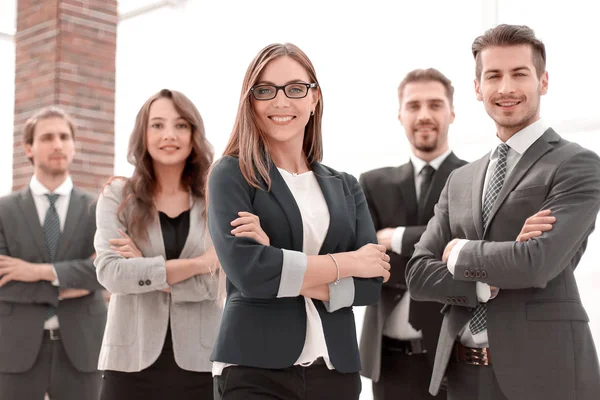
top-left (94, 89), bottom-right (220, 399)
top-left (207, 43), bottom-right (391, 400)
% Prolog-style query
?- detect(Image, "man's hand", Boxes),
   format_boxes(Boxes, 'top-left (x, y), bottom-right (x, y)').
top-left (59, 288), bottom-right (90, 300)
top-left (442, 238), bottom-right (461, 263)
top-left (516, 209), bottom-right (555, 242)
top-left (0, 256), bottom-right (54, 287)
top-left (376, 228), bottom-right (396, 251)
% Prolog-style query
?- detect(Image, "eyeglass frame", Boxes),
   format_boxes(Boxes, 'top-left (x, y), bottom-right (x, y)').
top-left (249, 82), bottom-right (318, 101)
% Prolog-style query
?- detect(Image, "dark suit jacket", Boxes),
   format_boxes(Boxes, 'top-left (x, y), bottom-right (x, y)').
top-left (0, 187), bottom-right (106, 373)
top-left (407, 129), bottom-right (600, 399)
top-left (359, 152), bottom-right (467, 382)
top-left (207, 156), bottom-right (383, 373)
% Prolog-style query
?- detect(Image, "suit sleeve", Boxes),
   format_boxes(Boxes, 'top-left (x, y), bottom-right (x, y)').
top-left (327, 173), bottom-right (383, 310)
top-left (406, 171), bottom-right (479, 307)
top-left (53, 201), bottom-right (105, 291)
top-left (170, 234), bottom-right (218, 303)
top-left (208, 157), bottom-right (308, 299)
top-left (94, 182), bottom-right (170, 295)
top-left (0, 203), bottom-right (59, 307)
top-left (452, 149), bottom-right (600, 289)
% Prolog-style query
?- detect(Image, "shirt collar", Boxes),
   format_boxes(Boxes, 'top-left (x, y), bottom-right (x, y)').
top-left (29, 175), bottom-right (74, 197)
top-left (410, 148), bottom-right (452, 174)
top-left (490, 118), bottom-right (550, 158)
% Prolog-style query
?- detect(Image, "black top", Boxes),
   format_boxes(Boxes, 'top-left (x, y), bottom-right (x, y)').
top-left (159, 210), bottom-right (190, 261)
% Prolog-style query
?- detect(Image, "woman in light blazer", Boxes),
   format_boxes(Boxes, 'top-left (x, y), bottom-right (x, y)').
top-left (208, 43), bottom-right (392, 400)
top-left (94, 89), bottom-right (219, 399)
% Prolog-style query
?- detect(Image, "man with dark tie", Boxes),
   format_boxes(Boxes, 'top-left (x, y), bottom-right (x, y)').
top-left (407, 25), bottom-right (600, 399)
top-left (359, 68), bottom-right (467, 399)
top-left (0, 107), bottom-right (106, 400)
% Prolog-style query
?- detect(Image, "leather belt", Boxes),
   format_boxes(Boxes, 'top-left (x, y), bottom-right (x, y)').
top-left (44, 329), bottom-right (61, 341)
top-left (382, 336), bottom-right (426, 355)
top-left (454, 342), bottom-right (492, 366)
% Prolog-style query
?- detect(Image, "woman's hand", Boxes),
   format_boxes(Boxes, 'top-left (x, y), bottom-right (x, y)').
top-left (109, 229), bottom-right (142, 259)
top-left (339, 243), bottom-right (391, 282)
top-left (230, 211), bottom-right (270, 246)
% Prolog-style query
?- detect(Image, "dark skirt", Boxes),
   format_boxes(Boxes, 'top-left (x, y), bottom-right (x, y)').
top-left (99, 327), bottom-right (213, 400)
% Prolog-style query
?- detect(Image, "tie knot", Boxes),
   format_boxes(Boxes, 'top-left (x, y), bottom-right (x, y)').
top-left (46, 193), bottom-right (59, 207)
top-left (421, 164), bottom-right (435, 177)
top-left (497, 143), bottom-right (510, 159)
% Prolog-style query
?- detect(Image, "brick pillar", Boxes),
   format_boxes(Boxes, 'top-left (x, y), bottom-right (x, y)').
top-left (13, 0), bottom-right (117, 193)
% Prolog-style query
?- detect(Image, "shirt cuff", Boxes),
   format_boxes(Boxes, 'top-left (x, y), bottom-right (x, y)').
top-left (51, 265), bottom-right (60, 287)
top-left (390, 227), bottom-right (405, 255)
top-left (476, 282), bottom-right (491, 302)
top-left (447, 239), bottom-right (469, 275)
top-left (277, 249), bottom-right (307, 298)
top-left (323, 277), bottom-right (354, 312)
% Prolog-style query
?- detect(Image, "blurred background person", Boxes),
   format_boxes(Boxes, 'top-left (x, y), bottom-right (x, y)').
top-left (0, 106), bottom-right (106, 400)
top-left (359, 68), bottom-right (467, 400)
top-left (94, 89), bottom-right (220, 400)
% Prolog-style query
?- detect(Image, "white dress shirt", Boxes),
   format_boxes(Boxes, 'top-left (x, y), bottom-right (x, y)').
top-left (29, 175), bottom-right (74, 330)
top-left (447, 118), bottom-right (550, 347)
top-left (383, 149), bottom-right (451, 341)
top-left (213, 168), bottom-right (333, 376)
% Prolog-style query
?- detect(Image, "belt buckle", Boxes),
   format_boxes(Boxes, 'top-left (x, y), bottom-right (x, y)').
top-left (49, 329), bottom-right (60, 341)
top-left (464, 347), bottom-right (489, 366)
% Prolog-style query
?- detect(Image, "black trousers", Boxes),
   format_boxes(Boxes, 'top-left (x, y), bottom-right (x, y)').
top-left (373, 337), bottom-right (445, 400)
top-left (100, 328), bottom-right (213, 400)
top-left (214, 360), bottom-right (361, 400)
top-left (0, 330), bottom-right (101, 400)
top-left (446, 359), bottom-right (508, 400)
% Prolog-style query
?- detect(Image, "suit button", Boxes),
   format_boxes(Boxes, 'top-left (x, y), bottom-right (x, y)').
top-left (464, 270), bottom-right (470, 278)
top-left (138, 280), bottom-right (144, 286)
top-left (481, 271), bottom-right (488, 279)
top-left (460, 297), bottom-right (467, 303)
top-left (475, 271), bottom-right (481, 278)
top-left (446, 297), bottom-right (451, 302)
top-left (394, 294), bottom-right (402, 301)
top-left (145, 280), bottom-right (152, 285)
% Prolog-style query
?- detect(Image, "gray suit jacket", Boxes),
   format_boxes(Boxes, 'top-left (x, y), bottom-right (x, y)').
top-left (94, 179), bottom-right (221, 372)
top-left (407, 129), bottom-right (600, 399)
top-left (0, 187), bottom-right (106, 373)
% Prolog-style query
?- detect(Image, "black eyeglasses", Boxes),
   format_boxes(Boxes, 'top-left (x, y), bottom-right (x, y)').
top-left (250, 82), bottom-right (318, 101)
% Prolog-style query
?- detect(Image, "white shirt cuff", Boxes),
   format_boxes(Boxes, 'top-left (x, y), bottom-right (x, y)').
top-left (390, 227), bottom-right (405, 255)
top-left (447, 239), bottom-right (469, 275)
top-left (476, 282), bottom-right (491, 302)
top-left (51, 265), bottom-right (60, 287)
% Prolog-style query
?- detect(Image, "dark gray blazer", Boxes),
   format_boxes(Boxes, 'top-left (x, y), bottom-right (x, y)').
top-left (208, 156), bottom-right (383, 373)
top-left (359, 152), bottom-right (467, 382)
top-left (407, 129), bottom-right (600, 399)
top-left (0, 187), bottom-right (106, 373)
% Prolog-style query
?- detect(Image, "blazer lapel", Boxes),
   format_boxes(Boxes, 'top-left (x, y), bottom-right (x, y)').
top-left (398, 163), bottom-right (419, 226)
top-left (18, 188), bottom-right (50, 261)
top-left (268, 164), bottom-right (304, 252)
top-left (312, 163), bottom-right (345, 254)
top-left (419, 153), bottom-right (459, 224)
top-left (55, 188), bottom-right (86, 260)
top-left (471, 155), bottom-right (489, 238)
top-left (483, 128), bottom-right (558, 237)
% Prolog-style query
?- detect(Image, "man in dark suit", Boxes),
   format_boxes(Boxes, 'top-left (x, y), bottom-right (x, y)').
top-left (359, 68), bottom-right (467, 399)
top-left (407, 25), bottom-right (600, 400)
top-left (0, 107), bottom-right (107, 400)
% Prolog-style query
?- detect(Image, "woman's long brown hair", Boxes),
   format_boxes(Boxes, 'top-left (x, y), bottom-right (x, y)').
top-left (222, 43), bottom-right (324, 189)
top-left (109, 89), bottom-right (214, 240)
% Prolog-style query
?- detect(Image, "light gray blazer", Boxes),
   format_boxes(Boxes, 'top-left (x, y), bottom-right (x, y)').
top-left (94, 179), bottom-right (221, 372)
